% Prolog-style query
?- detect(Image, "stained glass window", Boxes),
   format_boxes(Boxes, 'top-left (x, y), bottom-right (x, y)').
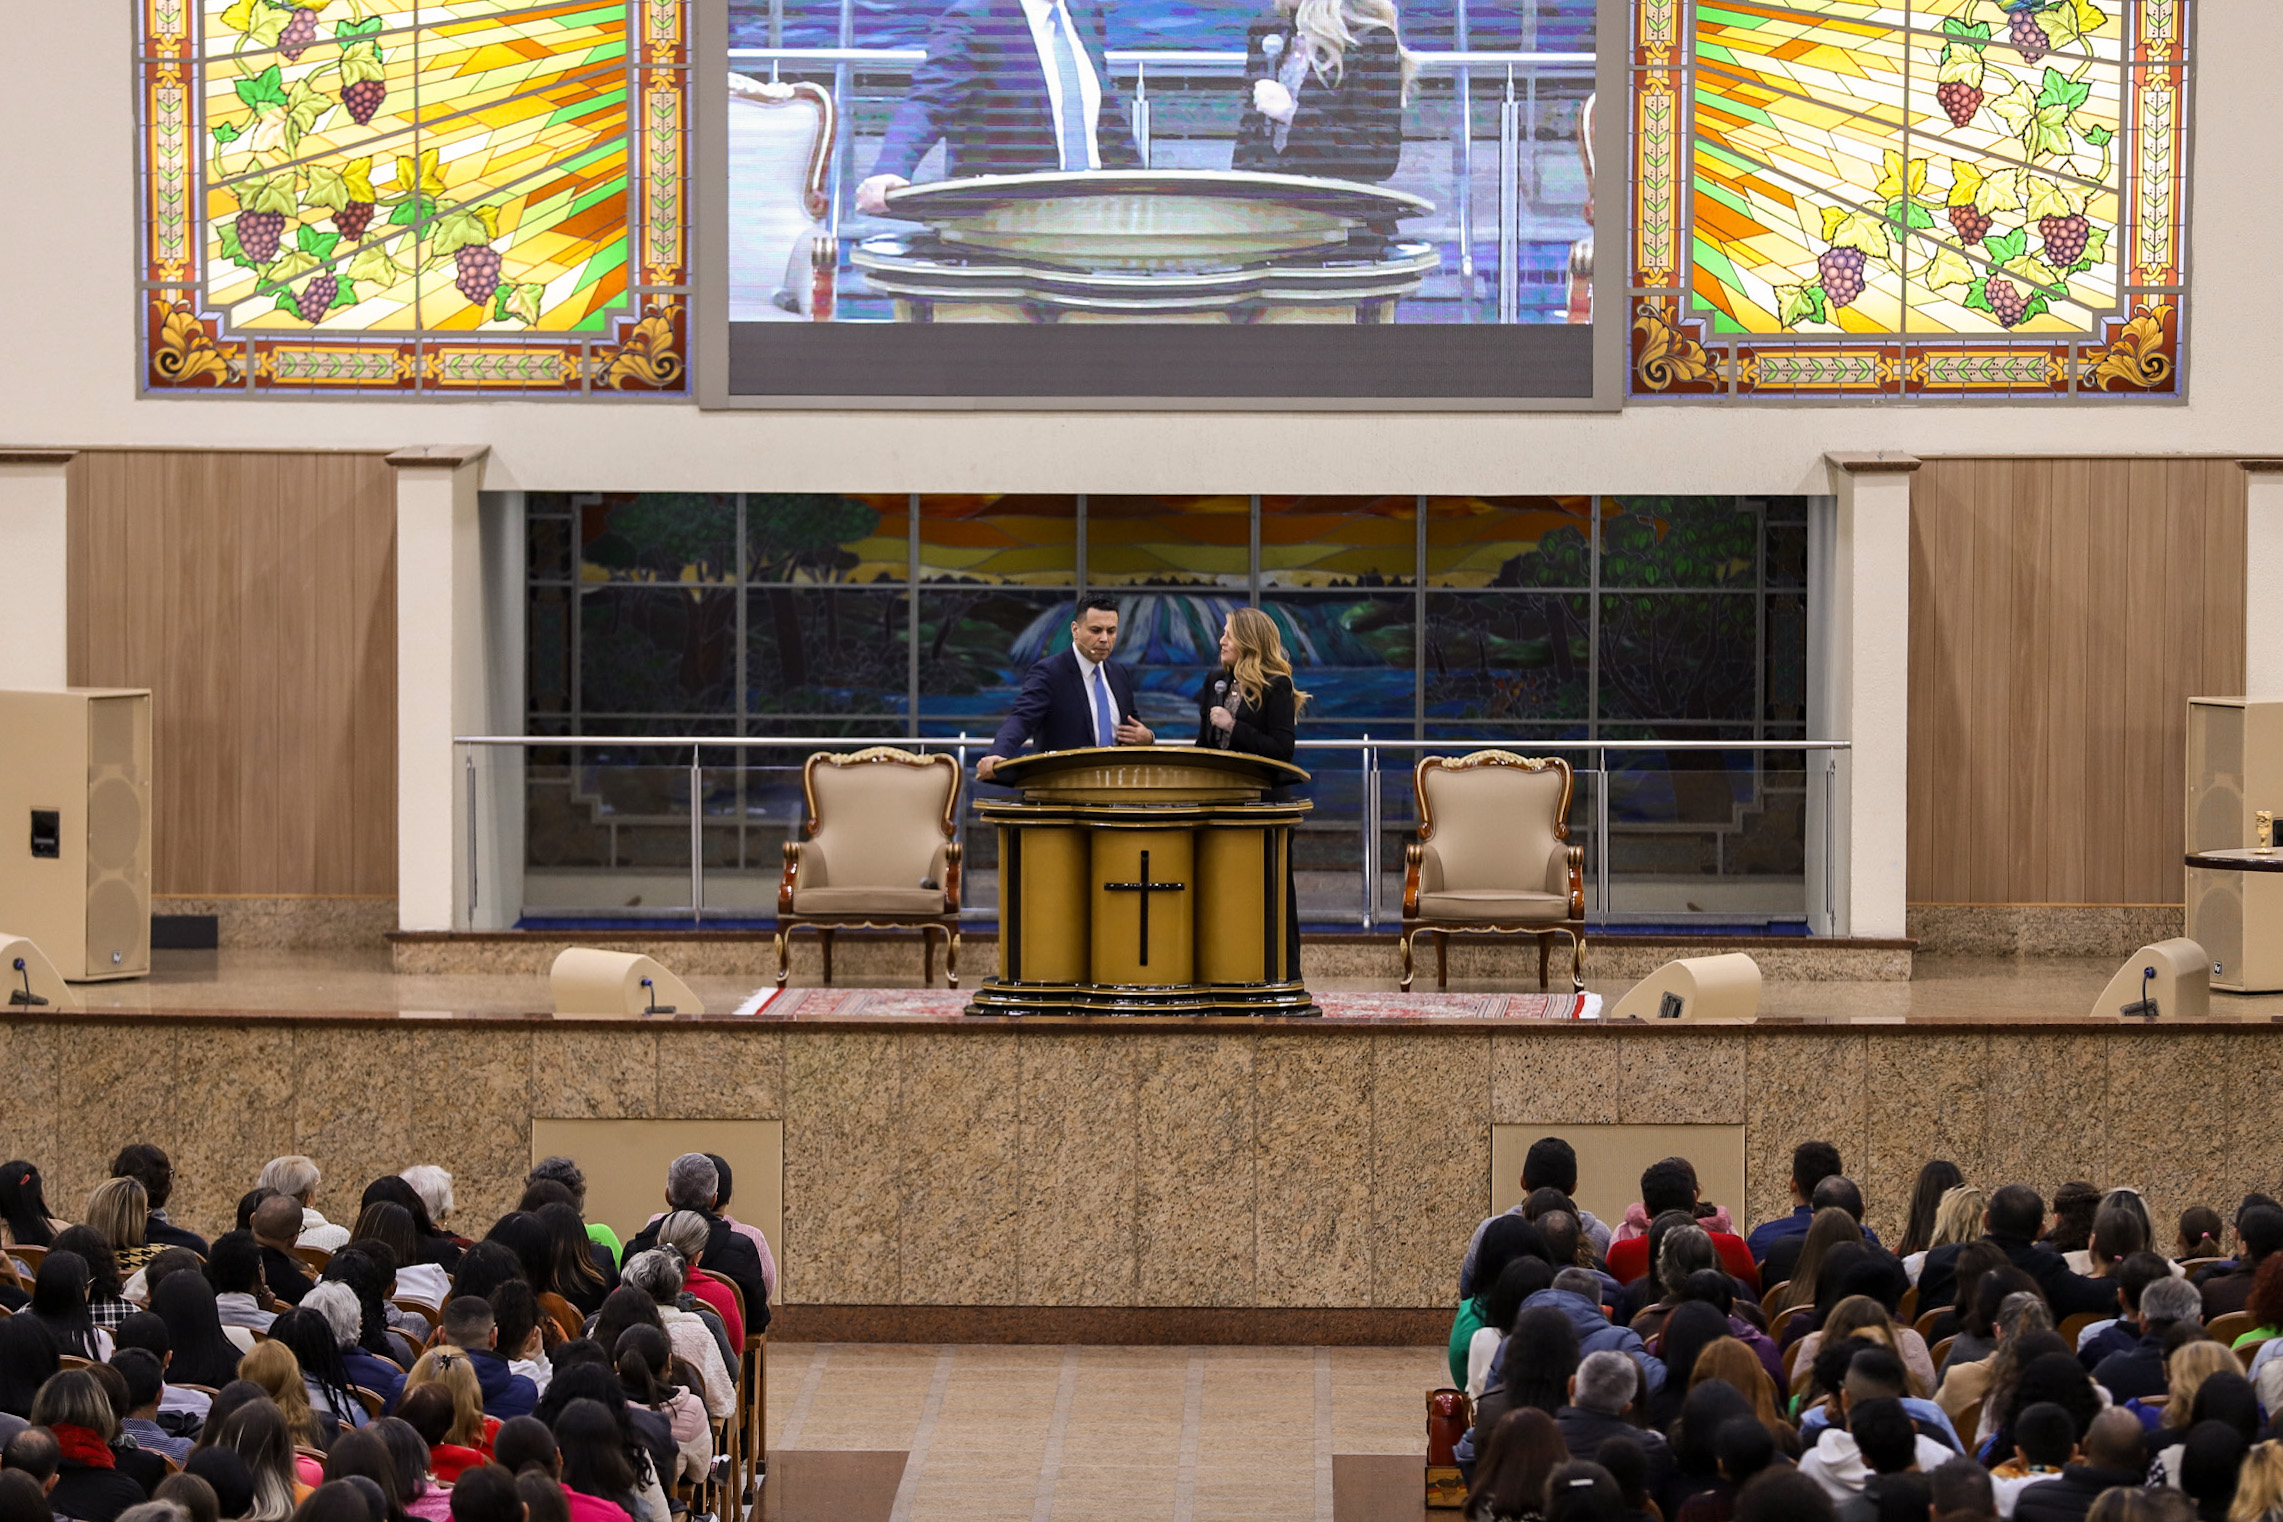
top-left (1628, 0), bottom-right (2190, 399)
top-left (139, 0), bottom-right (687, 393)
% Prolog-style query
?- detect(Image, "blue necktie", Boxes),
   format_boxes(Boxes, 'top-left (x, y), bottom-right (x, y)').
top-left (1044, 2), bottom-right (1094, 172)
top-left (1093, 666), bottom-right (1115, 746)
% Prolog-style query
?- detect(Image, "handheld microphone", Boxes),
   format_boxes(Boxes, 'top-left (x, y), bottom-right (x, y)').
top-left (1261, 32), bottom-right (1283, 64)
top-left (1211, 678), bottom-right (1229, 748)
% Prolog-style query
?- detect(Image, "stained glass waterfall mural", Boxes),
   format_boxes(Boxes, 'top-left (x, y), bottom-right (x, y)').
top-left (1628, 0), bottom-right (2190, 398)
top-left (139, 0), bottom-right (687, 393)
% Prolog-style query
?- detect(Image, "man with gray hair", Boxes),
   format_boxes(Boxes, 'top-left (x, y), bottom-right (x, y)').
top-left (1555, 1350), bottom-right (1670, 1490)
top-left (617, 1153), bottom-right (769, 1329)
top-left (254, 1155), bottom-right (348, 1251)
top-left (2090, 1274), bottom-right (2203, 1402)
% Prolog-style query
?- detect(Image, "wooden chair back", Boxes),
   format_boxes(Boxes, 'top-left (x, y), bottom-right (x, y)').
top-left (1897, 1286), bottom-right (1918, 1324)
top-left (1913, 1308), bottom-right (1947, 1340)
top-left (537, 1291), bottom-right (585, 1344)
top-left (2056, 1312), bottom-right (2101, 1348)
top-left (2207, 1310), bottom-right (2257, 1346)
top-left (290, 1246), bottom-right (332, 1273)
top-left (1760, 1281), bottom-right (1791, 1317)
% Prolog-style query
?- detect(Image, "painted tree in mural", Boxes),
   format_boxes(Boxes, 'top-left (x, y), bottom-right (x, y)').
top-left (1778, 1), bottom-right (2116, 333)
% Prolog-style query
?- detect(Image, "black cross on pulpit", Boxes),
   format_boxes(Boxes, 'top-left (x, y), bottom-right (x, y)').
top-left (1103, 849), bottom-right (1186, 967)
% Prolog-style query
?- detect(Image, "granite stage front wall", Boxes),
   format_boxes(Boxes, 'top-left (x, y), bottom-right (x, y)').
top-left (6, 1015), bottom-right (2273, 1320)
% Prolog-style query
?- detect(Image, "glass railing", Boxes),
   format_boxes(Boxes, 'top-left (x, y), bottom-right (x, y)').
top-left (458, 735), bottom-right (1849, 931)
top-left (726, 45), bottom-right (1597, 325)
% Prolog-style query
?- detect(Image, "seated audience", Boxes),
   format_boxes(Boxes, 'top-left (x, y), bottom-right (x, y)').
top-left (531, 1374), bottom-right (665, 1522)
top-left (1748, 1144), bottom-right (1882, 1267)
top-left (527, 1205), bottom-right (613, 1323)
top-left (615, 1256), bottom-right (732, 1421)
top-left (1530, 1269), bottom-right (1666, 1394)
top-left (1799, 1391), bottom-right (1952, 1505)
top-left (255, 1160), bottom-right (348, 1254)
top-left (611, 1325), bottom-right (707, 1486)
top-left (1647, 1304), bottom-right (1732, 1431)
top-left (1797, 1343), bottom-right (1958, 1454)
top-left (1791, 1291), bottom-right (1934, 1399)
top-left (1467, 1306), bottom-right (1582, 1466)
top-left (249, 1199), bottom-right (316, 1308)
top-left (1897, 1163), bottom-right (1966, 1267)
top-left (2141, 1341), bottom-right (2242, 1454)
top-left (2176, 1208), bottom-right (2225, 1264)
top-left (1672, 1412), bottom-right (1778, 1522)
top-left (647, 1213), bottom-right (739, 1348)
top-left (152, 1471), bottom-right (220, 1522)
top-left (205, 1234), bottom-right (276, 1337)
top-left (2064, 1192), bottom-right (2159, 1280)
top-left (31, 1252), bottom-right (113, 1360)
top-left (181, 1445), bottom-right (259, 1522)
top-left (85, 1182), bottom-right (159, 1280)
top-left (615, 1156), bottom-right (768, 1334)
top-left (1734, 1466), bottom-right (1837, 1522)
top-left (109, 1149), bottom-right (205, 1258)
top-left (108, 1313), bottom-right (210, 1437)
top-left (272, 1305), bottom-right (376, 1434)
top-left (1917, 1187), bottom-right (2119, 1320)
top-left (2195, 1203), bottom-right (2283, 1321)
top-left (1936, 1291), bottom-right (2052, 1441)
top-left (1468, 1261), bottom-right (1556, 1401)
top-left (1910, 1186), bottom-right (1990, 1292)
top-left (1556, 1351), bottom-right (1672, 1492)
top-left (1986, 1400), bottom-right (2074, 1519)
top-left (81, 1363), bottom-right (169, 1494)
top-left (111, 1349), bottom-right (192, 1464)
top-left (345, 1207), bottom-right (447, 1314)
top-left (364, 1418), bottom-right (446, 1522)
top-left (2176, 1419), bottom-right (2246, 1521)
top-left (358, 1180), bottom-right (460, 1276)
top-left (437, 1302), bottom-right (536, 1422)
top-left (153, 1271), bottom-right (253, 1385)
top-left (237, 1340), bottom-right (334, 1451)
top-left (0, 1467), bottom-right (52, 1522)
top-left (1662, 1379), bottom-right (1758, 1518)
top-left (1463, 1139), bottom-right (1615, 1297)
top-left (1466, 1407), bottom-right (1568, 1522)
top-left (2089, 1276), bottom-right (2203, 1402)
top-left (445, 1465), bottom-right (518, 1522)
top-left (1623, 1220), bottom-right (1721, 1340)
top-left (522, 1163), bottom-right (609, 1264)
top-left (318, 1248), bottom-right (413, 1364)
top-left (2148, 1366), bottom-right (2256, 1489)
top-left (0, 1315), bottom-right (62, 1425)
top-left (32, 1370), bottom-right (149, 1522)
top-left (1542, 1459), bottom-right (1624, 1522)
top-left (2040, 1185), bottom-right (2102, 1261)
top-left (1763, 1177), bottom-right (1880, 1291)
top-left (1984, 1348), bottom-right (2102, 1471)
top-left (395, 1382), bottom-right (486, 1484)
top-left (2072, 1252), bottom-right (2175, 1372)
top-left (485, 1283), bottom-right (551, 1399)
top-left (1606, 1160), bottom-right (1759, 1292)
top-left (1775, 1209), bottom-right (1864, 1317)
top-left (0, 1164), bottom-right (71, 1251)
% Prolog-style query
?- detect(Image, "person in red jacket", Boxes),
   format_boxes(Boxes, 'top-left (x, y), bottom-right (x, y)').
top-left (1607, 1159), bottom-right (1761, 1293)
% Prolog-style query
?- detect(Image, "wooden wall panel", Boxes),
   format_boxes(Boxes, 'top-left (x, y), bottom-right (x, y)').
top-left (66, 451), bottom-right (397, 896)
top-left (1909, 458), bottom-right (2246, 904)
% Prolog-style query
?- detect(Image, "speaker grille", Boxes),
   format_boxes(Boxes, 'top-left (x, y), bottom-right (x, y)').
top-left (88, 698), bottom-right (139, 773)
top-left (87, 776), bottom-right (142, 872)
top-left (86, 877), bottom-right (146, 970)
top-left (2189, 872), bottom-right (2243, 981)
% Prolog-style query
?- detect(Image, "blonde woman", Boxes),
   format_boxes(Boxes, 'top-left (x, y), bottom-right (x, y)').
top-left (404, 1346), bottom-right (498, 1455)
top-left (1232, 0), bottom-right (1413, 183)
top-left (1196, 607), bottom-right (1311, 980)
top-left (85, 1177), bottom-right (156, 1275)
top-left (2231, 1440), bottom-right (2283, 1522)
top-left (1905, 1185), bottom-right (1987, 1286)
top-left (239, 1338), bottom-right (330, 1450)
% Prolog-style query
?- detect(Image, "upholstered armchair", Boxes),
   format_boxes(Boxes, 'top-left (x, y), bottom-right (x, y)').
top-left (726, 75), bottom-right (835, 320)
top-left (775, 747), bottom-right (962, 987)
top-left (1401, 752), bottom-right (1586, 992)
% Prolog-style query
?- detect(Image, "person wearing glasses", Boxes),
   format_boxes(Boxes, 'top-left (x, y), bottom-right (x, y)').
top-left (1231, 0), bottom-right (1413, 184)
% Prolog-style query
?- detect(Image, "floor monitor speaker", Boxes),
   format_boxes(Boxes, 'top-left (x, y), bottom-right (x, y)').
top-left (550, 947), bottom-right (705, 1017)
top-left (2090, 938), bottom-right (2210, 1020)
top-left (0, 689), bottom-right (151, 981)
top-left (1607, 952), bottom-right (1761, 1021)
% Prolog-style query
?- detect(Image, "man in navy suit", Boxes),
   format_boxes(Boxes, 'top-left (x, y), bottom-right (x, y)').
top-left (976, 594), bottom-right (1154, 782)
top-left (854, 0), bottom-right (1140, 215)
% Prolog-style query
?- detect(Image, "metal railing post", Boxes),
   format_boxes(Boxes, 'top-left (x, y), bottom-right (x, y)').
top-left (1133, 61), bottom-right (1151, 167)
top-left (1361, 736), bottom-right (1378, 930)
top-left (1498, 67), bottom-right (1520, 324)
top-left (1595, 746), bottom-right (1611, 918)
top-left (465, 748), bottom-right (478, 918)
top-left (689, 745), bottom-right (704, 924)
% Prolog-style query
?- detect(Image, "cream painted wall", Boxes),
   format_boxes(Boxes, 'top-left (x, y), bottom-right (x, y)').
top-left (2249, 469), bottom-right (2283, 700)
top-left (0, 12), bottom-right (2277, 490)
top-left (0, 461), bottom-right (70, 691)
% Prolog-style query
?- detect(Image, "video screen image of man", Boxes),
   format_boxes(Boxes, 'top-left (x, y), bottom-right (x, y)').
top-left (855, 0), bottom-right (1140, 215)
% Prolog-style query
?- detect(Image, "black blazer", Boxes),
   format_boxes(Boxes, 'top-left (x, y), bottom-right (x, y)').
top-left (1194, 671), bottom-right (1296, 761)
top-left (990, 649), bottom-right (1142, 760)
top-left (1231, 19), bottom-right (1404, 184)
top-left (871, 0), bottom-right (1142, 180)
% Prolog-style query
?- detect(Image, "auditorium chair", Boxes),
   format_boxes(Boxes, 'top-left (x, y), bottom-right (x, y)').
top-left (727, 73), bottom-right (836, 320)
top-left (776, 746), bottom-right (963, 987)
top-left (1401, 751), bottom-right (1587, 992)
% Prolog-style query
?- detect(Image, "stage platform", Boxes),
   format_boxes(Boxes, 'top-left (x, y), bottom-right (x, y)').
top-left (7, 946), bottom-right (2281, 1348)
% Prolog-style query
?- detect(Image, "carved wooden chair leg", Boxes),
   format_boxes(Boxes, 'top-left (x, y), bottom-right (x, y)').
top-left (1435, 931), bottom-right (1449, 991)
top-left (774, 929), bottom-right (791, 987)
top-left (1570, 931), bottom-right (1586, 993)
top-left (820, 927), bottom-right (835, 985)
top-left (947, 927), bottom-right (960, 989)
top-left (1400, 931), bottom-right (1415, 993)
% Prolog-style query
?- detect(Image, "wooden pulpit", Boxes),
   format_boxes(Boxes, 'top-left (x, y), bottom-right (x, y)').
top-left (966, 745), bottom-right (1318, 1017)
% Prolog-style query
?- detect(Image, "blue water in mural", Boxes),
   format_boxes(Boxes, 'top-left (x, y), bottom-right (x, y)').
top-left (731, 0), bottom-right (1594, 55)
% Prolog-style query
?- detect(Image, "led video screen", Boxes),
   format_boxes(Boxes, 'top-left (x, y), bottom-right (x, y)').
top-left (700, 0), bottom-right (1617, 404)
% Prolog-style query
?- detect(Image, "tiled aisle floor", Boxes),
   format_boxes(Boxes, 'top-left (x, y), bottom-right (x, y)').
top-left (762, 1344), bottom-right (1441, 1521)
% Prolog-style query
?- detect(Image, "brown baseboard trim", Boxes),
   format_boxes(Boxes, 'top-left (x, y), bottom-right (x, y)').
top-left (768, 1304), bottom-right (1449, 1345)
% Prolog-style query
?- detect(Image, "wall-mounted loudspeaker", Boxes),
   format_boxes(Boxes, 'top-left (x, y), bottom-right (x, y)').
top-left (2090, 938), bottom-right (2210, 1021)
top-left (1608, 952), bottom-right (1762, 1021)
top-left (550, 947), bottom-right (705, 1018)
top-left (0, 690), bottom-right (151, 981)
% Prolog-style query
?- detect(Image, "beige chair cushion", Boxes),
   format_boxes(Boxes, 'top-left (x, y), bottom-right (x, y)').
top-left (793, 756), bottom-right (954, 916)
top-left (790, 886), bottom-right (946, 916)
top-left (1414, 889), bottom-right (1569, 924)
top-left (1418, 764), bottom-right (1566, 893)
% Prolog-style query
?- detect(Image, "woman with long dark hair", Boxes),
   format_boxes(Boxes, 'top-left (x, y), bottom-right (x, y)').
top-left (29, 1250), bottom-right (108, 1359)
top-left (50, 1227), bottom-right (130, 1331)
top-left (481, 1216), bottom-right (552, 1297)
top-left (552, 1400), bottom-right (646, 1522)
top-left (369, 1417), bottom-right (450, 1522)
top-left (276, 1300), bottom-right (379, 1429)
top-left (1896, 1161), bottom-right (1964, 1261)
top-left (357, 1180), bottom-right (458, 1272)
top-left (153, 1269), bottom-right (248, 1388)
top-left (348, 1207), bottom-right (448, 1315)
top-left (447, 1243), bottom-right (527, 1307)
top-left (320, 1429), bottom-right (406, 1522)
top-left (0, 1163), bottom-right (68, 1250)
top-left (615, 1323), bottom-right (709, 1486)
top-left (1464, 1407), bottom-right (1567, 1522)
top-left (534, 1204), bottom-right (611, 1319)
top-left (321, 1246), bottom-right (404, 1361)
top-left (1646, 1302), bottom-right (1730, 1430)
top-left (0, 1314), bottom-right (60, 1419)
top-left (1661, 1378), bottom-right (1757, 1520)
top-left (534, 1362), bottom-right (670, 1522)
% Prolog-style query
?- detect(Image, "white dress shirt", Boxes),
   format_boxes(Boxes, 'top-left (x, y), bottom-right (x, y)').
top-left (1016, 0), bottom-right (1104, 169)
